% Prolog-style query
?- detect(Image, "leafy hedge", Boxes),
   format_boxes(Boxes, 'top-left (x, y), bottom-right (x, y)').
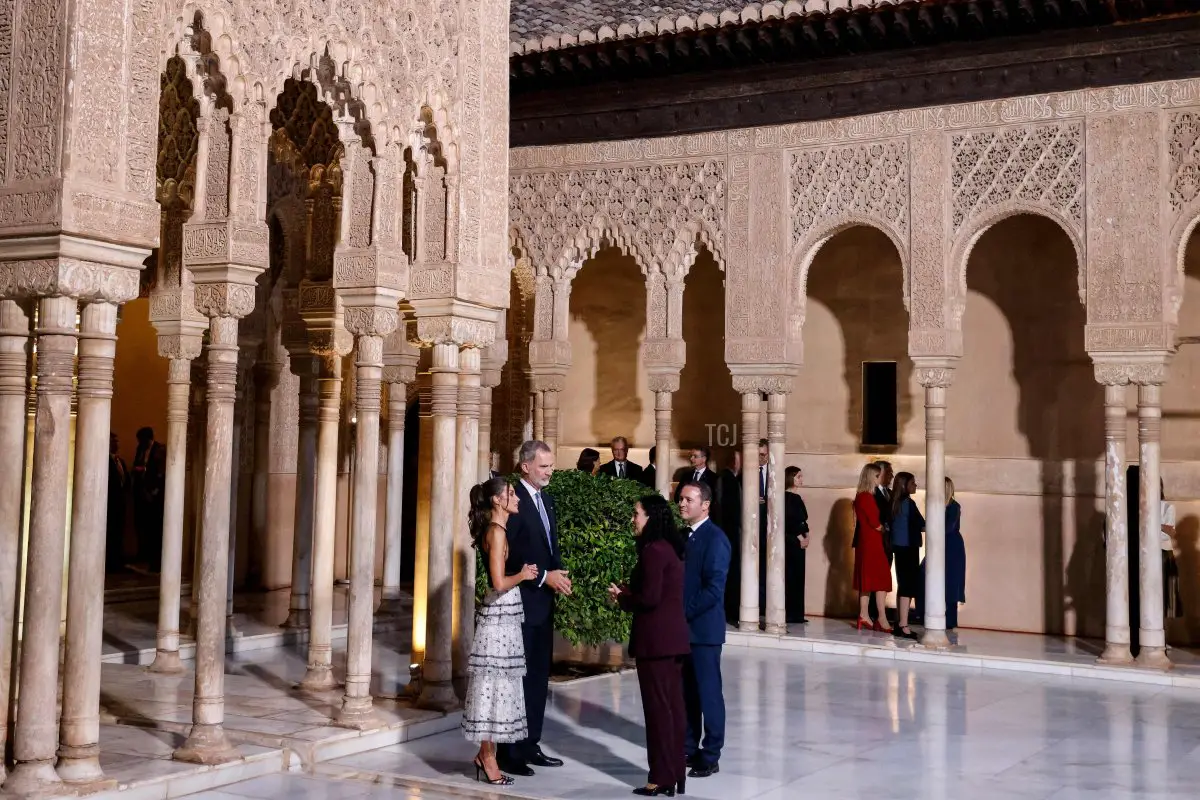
top-left (476, 470), bottom-right (668, 646)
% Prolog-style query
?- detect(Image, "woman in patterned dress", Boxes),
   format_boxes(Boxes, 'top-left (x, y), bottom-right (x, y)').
top-left (463, 477), bottom-right (539, 785)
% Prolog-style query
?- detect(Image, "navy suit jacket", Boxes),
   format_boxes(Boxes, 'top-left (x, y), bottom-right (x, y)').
top-left (683, 517), bottom-right (731, 645)
top-left (598, 459), bottom-right (644, 483)
top-left (505, 480), bottom-right (563, 627)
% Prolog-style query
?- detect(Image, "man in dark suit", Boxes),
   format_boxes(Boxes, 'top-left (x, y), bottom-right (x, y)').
top-left (597, 435), bottom-right (644, 483)
top-left (755, 439), bottom-right (770, 613)
top-left (500, 440), bottom-right (573, 776)
top-left (675, 447), bottom-right (720, 506)
top-left (642, 446), bottom-right (658, 490)
top-left (870, 460), bottom-right (894, 624)
top-left (678, 481), bottom-right (730, 779)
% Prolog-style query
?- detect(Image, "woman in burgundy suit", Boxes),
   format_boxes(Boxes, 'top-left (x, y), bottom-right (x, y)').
top-left (853, 463), bottom-right (892, 632)
top-left (609, 494), bottom-right (689, 797)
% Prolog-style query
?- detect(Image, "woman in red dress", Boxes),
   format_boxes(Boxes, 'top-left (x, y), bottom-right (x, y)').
top-left (853, 463), bottom-right (891, 632)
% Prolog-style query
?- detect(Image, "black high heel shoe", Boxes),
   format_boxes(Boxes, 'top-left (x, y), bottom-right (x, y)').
top-left (474, 758), bottom-right (515, 786)
top-left (677, 776), bottom-right (686, 795)
top-left (632, 785), bottom-right (676, 796)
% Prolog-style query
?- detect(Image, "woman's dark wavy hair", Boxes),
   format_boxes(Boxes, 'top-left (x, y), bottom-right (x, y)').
top-left (469, 476), bottom-right (509, 550)
top-left (637, 493), bottom-right (685, 560)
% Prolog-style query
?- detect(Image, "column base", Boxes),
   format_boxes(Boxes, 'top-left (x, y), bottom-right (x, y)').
top-left (1135, 646), bottom-right (1173, 670)
top-left (226, 616), bottom-right (242, 639)
top-left (173, 724), bottom-right (242, 765)
top-left (1097, 643), bottom-right (1134, 666)
top-left (415, 679), bottom-right (461, 712)
top-left (333, 697), bottom-right (384, 731)
top-left (375, 597), bottom-right (408, 617)
top-left (403, 665), bottom-right (423, 699)
top-left (919, 628), bottom-right (951, 649)
top-left (147, 649), bottom-right (186, 675)
top-left (281, 608), bottom-right (310, 629)
top-left (764, 622), bottom-right (787, 635)
top-left (737, 621), bottom-right (760, 633)
top-left (3, 760), bottom-right (63, 797)
top-left (56, 746), bottom-right (110, 786)
top-left (297, 664), bottom-right (338, 692)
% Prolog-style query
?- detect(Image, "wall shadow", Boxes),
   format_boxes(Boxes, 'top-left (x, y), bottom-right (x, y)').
top-left (675, 246), bottom-right (738, 462)
top-left (806, 226), bottom-right (913, 453)
top-left (569, 246), bottom-right (646, 444)
top-left (822, 497), bottom-right (857, 617)
top-left (966, 214), bottom-right (1103, 636)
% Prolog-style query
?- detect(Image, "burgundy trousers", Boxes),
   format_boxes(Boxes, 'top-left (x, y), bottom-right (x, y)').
top-left (637, 656), bottom-right (687, 788)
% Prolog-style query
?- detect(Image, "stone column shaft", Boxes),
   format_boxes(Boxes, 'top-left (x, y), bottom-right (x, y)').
top-left (59, 302), bottom-right (120, 786)
top-left (284, 366), bottom-right (318, 629)
top-left (738, 393), bottom-right (761, 631)
top-left (920, 382), bottom-right (950, 648)
top-left (248, 361), bottom-right (278, 587)
top-left (764, 393), bottom-right (787, 635)
top-left (300, 356), bottom-right (342, 691)
top-left (0, 300), bottom-right (30, 787)
top-left (533, 390), bottom-right (544, 441)
top-left (542, 389), bottom-right (559, 454)
top-left (417, 342), bottom-right (460, 710)
top-left (150, 357), bottom-right (195, 673)
top-left (1100, 383), bottom-right (1132, 664)
top-left (655, 391), bottom-right (672, 497)
top-left (477, 385), bottom-right (493, 482)
top-left (452, 349), bottom-right (481, 688)
top-left (379, 383), bottom-right (407, 614)
top-left (1136, 383), bottom-right (1169, 668)
top-left (335, 335), bottom-right (385, 729)
top-left (5, 296), bottom-right (78, 795)
top-left (174, 316), bottom-right (242, 765)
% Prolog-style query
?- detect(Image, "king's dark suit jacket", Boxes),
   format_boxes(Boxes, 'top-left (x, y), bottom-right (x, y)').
top-left (505, 481), bottom-right (562, 627)
top-left (618, 539), bottom-right (690, 659)
top-left (598, 459), bottom-right (645, 483)
top-left (684, 518), bottom-right (731, 645)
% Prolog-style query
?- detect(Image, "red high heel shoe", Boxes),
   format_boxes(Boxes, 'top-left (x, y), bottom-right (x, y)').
top-left (872, 619), bottom-right (891, 633)
top-left (856, 618), bottom-right (873, 630)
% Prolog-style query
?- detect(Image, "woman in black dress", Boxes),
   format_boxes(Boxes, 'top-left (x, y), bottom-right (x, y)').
top-left (784, 466), bottom-right (809, 625)
top-left (889, 472), bottom-right (924, 640)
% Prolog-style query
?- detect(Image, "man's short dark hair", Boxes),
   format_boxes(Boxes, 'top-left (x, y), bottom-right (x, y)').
top-left (692, 445), bottom-right (711, 461)
top-left (137, 427), bottom-right (154, 441)
top-left (648, 446), bottom-right (657, 462)
top-left (611, 436), bottom-right (629, 448)
top-left (758, 438), bottom-right (768, 447)
top-left (680, 480), bottom-right (712, 503)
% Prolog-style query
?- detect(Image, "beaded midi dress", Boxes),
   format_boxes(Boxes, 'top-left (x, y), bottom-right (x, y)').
top-left (462, 532), bottom-right (529, 743)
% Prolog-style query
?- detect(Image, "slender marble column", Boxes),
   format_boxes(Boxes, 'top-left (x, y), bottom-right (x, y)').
top-left (919, 368), bottom-right (952, 648)
top-left (174, 315), bottom-right (243, 765)
top-left (379, 381), bottom-right (408, 615)
top-left (452, 348), bottom-right (481, 688)
top-left (764, 393), bottom-right (787, 635)
top-left (335, 332), bottom-right (387, 728)
top-left (417, 342), bottom-right (460, 710)
top-left (150, 352), bottom-right (199, 673)
top-left (0, 299), bottom-right (30, 786)
top-left (533, 390), bottom-right (544, 441)
top-left (405, 374), bottom-right (434, 698)
top-left (224, 352), bottom-right (255, 632)
top-left (542, 388), bottom-right (560, 454)
top-left (1135, 382), bottom-right (1169, 669)
top-left (4, 296), bottom-right (78, 795)
top-left (299, 355), bottom-right (342, 690)
top-left (655, 391), bottom-right (672, 497)
top-left (477, 383), bottom-right (494, 482)
top-left (248, 361), bottom-right (280, 588)
top-left (284, 359), bottom-right (318, 629)
top-left (738, 393), bottom-right (761, 632)
top-left (187, 376), bottom-right (206, 639)
top-left (1099, 382), bottom-right (1132, 665)
top-left (58, 302), bottom-right (121, 785)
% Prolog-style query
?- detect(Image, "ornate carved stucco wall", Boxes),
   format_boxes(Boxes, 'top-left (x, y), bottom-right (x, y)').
top-left (510, 78), bottom-right (1200, 370)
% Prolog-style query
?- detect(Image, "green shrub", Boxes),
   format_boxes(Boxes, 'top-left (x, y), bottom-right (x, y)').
top-left (475, 470), bottom-right (669, 647)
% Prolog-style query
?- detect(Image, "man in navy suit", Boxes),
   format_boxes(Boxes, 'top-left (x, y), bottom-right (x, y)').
top-left (499, 440), bottom-right (573, 776)
top-left (678, 480), bottom-right (730, 778)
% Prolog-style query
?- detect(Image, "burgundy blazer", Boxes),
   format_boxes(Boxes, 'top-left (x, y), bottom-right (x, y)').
top-left (618, 539), bottom-right (690, 660)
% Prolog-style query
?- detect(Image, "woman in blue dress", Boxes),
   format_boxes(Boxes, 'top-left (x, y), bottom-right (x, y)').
top-left (944, 477), bottom-right (966, 630)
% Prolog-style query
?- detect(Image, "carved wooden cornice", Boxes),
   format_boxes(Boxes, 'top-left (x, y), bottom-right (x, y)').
top-left (511, 6), bottom-right (1200, 146)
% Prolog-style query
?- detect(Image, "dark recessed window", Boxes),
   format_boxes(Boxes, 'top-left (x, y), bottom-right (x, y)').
top-left (862, 361), bottom-right (898, 447)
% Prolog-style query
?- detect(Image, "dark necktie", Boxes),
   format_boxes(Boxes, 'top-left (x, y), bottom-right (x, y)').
top-left (760, 467), bottom-right (767, 499)
top-left (694, 469), bottom-right (701, 482)
top-left (617, 462), bottom-right (624, 479)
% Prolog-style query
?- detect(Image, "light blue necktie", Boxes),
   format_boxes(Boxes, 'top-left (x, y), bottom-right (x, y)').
top-left (534, 491), bottom-right (552, 552)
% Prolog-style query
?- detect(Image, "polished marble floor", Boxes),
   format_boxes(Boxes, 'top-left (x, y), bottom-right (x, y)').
top-left (177, 645), bottom-right (1200, 800)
